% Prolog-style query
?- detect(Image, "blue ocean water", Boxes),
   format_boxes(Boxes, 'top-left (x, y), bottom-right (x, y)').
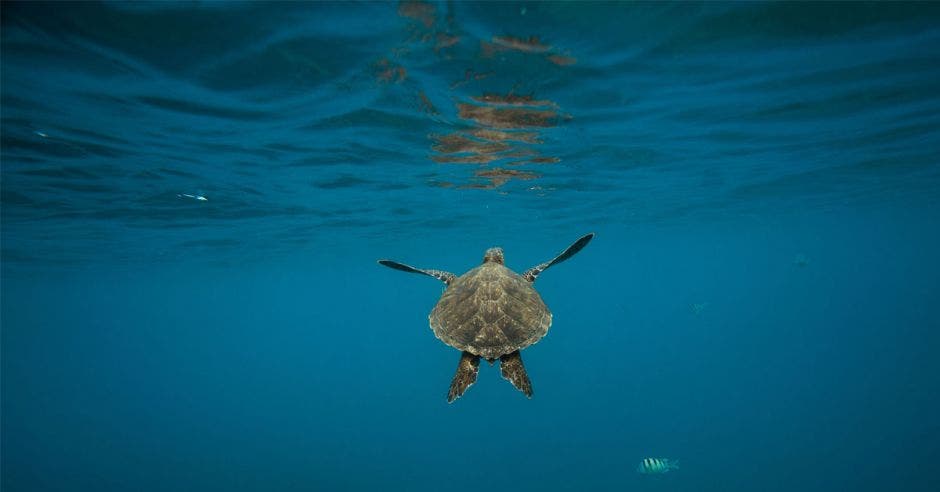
top-left (2, 1), bottom-right (940, 490)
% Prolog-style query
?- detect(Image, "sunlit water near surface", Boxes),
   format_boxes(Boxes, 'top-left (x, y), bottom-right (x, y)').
top-left (2, 2), bottom-right (940, 491)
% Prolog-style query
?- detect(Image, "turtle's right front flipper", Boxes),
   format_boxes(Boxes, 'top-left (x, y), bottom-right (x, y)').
top-left (378, 260), bottom-right (456, 285)
top-left (522, 233), bottom-right (594, 283)
top-left (447, 351), bottom-right (480, 403)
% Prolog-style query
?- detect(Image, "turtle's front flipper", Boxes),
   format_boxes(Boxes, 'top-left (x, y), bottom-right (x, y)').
top-left (378, 260), bottom-right (456, 285)
top-left (499, 350), bottom-right (533, 398)
top-left (447, 351), bottom-right (480, 403)
top-left (522, 233), bottom-right (594, 283)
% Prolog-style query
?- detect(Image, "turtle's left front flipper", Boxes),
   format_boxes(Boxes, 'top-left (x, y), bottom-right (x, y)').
top-left (522, 233), bottom-right (594, 283)
top-left (378, 260), bottom-right (456, 285)
top-left (500, 350), bottom-right (533, 398)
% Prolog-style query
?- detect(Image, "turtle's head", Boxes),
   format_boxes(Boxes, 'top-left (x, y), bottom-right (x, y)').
top-left (483, 247), bottom-right (504, 265)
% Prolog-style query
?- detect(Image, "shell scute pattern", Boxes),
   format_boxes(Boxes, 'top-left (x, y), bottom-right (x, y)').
top-left (429, 262), bottom-right (552, 359)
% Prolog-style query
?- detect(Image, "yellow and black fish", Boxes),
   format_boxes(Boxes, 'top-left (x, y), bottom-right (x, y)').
top-left (637, 457), bottom-right (679, 474)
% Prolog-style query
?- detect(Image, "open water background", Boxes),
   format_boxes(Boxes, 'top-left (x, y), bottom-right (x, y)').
top-left (2, 2), bottom-right (940, 491)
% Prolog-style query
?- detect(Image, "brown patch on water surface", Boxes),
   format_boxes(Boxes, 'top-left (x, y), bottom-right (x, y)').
top-left (450, 69), bottom-right (494, 89)
top-left (502, 147), bottom-right (538, 158)
top-left (461, 168), bottom-right (541, 189)
top-left (476, 168), bottom-right (539, 180)
top-left (479, 41), bottom-right (500, 59)
top-left (506, 157), bottom-right (558, 166)
top-left (472, 94), bottom-right (555, 107)
top-left (397, 0), bottom-right (461, 58)
top-left (377, 10), bottom-right (578, 191)
top-left (375, 58), bottom-right (406, 83)
top-left (547, 54), bottom-right (577, 66)
top-left (518, 156), bottom-right (561, 165)
top-left (492, 36), bottom-right (551, 53)
top-left (457, 182), bottom-right (493, 190)
top-left (431, 153), bottom-right (500, 165)
top-left (436, 33), bottom-right (461, 52)
top-left (502, 151), bottom-right (560, 166)
top-left (458, 103), bottom-right (558, 129)
top-left (469, 128), bottom-right (540, 144)
top-left (418, 91), bottom-right (438, 115)
top-left (432, 134), bottom-right (510, 155)
top-left (428, 91), bottom-right (563, 185)
top-left (398, 0), bottom-right (436, 28)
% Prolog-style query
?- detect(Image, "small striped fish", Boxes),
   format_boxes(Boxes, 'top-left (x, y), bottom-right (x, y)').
top-left (637, 457), bottom-right (679, 474)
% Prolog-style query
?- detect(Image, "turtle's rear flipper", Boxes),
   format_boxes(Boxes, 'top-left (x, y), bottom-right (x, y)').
top-left (447, 351), bottom-right (480, 403)
top-left (500, 350), bottom-right (533, 398)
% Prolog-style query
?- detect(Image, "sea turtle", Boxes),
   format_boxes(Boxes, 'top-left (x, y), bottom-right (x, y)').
top-left (378, 233), bottom-right (594, 402)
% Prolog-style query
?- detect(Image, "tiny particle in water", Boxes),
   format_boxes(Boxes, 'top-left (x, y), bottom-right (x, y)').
top-left (35, 131), bottom-right (48, 138)
top-left (178, 193), bottom-right (208, 201)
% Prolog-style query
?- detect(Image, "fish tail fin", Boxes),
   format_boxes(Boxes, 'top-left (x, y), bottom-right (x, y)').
top-left (671, 459), bottom-right (680, 470)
